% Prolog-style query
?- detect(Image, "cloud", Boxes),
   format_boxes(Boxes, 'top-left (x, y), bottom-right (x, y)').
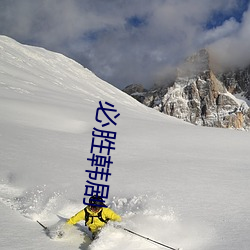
top-left (200, 18), bottom-right (240, 45)
top-left (0, 0), bottom-right (249, 89)
top-left (209, 4), bottom-right (250, 69)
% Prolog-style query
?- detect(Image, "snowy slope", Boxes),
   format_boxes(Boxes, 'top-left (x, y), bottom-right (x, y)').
top-left (0, 36), bottom-right (250, 250)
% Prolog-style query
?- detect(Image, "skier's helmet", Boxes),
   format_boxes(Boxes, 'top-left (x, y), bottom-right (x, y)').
top-left (89, 195), bottom-right (105, 206)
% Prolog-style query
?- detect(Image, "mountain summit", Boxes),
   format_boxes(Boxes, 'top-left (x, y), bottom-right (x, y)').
top-left (124, 49), bottom-right (250, 130)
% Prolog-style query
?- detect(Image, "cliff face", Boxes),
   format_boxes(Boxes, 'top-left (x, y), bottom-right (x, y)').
top-left (218, 66), bottom-right (250, 99)
top-left (123, 49), bottom-right (250, 130)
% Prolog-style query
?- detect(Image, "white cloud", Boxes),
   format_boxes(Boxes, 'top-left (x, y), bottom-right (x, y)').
top-left (200, 18), bottom-right (240, 45)
top-left (209, 5), bottom-right (250, 68)
top-left (0, 0), bottom-right (249, 88)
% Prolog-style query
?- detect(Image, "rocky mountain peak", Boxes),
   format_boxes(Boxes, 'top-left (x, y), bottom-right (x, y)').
top-left (177, 49), bottom-right (210, 78)
top-left (123, 49), bottom-right (250, 130)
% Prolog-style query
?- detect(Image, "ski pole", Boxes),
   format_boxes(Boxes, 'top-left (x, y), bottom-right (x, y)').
top-left (37, 220), bottom-right (48, 231)
top-left (122, 227), bottom-right (180, 250)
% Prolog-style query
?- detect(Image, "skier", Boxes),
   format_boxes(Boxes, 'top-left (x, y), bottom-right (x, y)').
top-left (66, 195), bottom-right (121, 239)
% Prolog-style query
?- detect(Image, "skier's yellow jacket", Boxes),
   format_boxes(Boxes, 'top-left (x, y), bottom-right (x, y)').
top-left (67, 206), bottom-right (121, 233)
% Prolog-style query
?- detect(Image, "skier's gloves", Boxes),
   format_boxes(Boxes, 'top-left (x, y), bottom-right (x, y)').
top-left (56, 230), bottom-right (64, 238)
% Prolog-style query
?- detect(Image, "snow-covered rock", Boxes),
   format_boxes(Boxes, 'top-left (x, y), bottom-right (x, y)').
top-left (124, 49), bottom-right (250, 129)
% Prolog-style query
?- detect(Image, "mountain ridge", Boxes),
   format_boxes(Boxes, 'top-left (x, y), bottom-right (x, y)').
top-left (123, 49), bottom-right (250, 130)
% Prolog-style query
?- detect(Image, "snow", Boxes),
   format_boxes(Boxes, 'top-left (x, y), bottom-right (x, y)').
top-left (234, 93), bottom-right (250, 107)
top-left (0, 35), bottom-right (250, 250)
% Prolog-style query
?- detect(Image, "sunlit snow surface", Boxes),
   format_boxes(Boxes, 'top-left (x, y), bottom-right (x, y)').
top-left (0, 36), bottom-right (250, 250)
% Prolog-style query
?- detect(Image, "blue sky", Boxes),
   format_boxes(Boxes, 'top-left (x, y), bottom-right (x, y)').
top-left (205, 0), bottom-right (249, 28)
top-left (0, 0), bottom-right (249, 89)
